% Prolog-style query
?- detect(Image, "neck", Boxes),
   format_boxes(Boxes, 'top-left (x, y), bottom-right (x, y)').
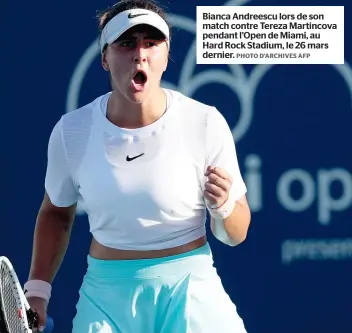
top-left (107, 88), bottom-right (167, 129)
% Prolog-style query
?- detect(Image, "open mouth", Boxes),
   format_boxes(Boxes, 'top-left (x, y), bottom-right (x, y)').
top-left (132, 70), bottom-right (147, 85)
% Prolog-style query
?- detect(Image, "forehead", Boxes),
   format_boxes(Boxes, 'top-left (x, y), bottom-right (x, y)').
top-left (116, 24), bottom-right (166, 40)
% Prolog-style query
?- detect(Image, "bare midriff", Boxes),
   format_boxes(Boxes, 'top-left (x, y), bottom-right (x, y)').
top-left (89, 236), bottom-right (207, 260)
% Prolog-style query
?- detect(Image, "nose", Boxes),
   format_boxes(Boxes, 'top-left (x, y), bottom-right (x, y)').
top-left (132, 44), bottom-right (147, 64)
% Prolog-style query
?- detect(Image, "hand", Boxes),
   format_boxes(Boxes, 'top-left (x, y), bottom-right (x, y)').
top-left (26, 296), bottom-right (48, 332)
top-left (204, 166), bottom-right (233, 208)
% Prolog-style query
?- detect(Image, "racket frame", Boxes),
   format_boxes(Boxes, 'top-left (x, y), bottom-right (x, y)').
top-left (0, 256), bottom-right (33, 333)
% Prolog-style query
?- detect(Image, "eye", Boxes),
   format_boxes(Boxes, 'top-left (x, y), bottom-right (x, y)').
top-left (146, 41), bottom-right (157, 48)
top-left (119, 40), bottom-right (134, 48)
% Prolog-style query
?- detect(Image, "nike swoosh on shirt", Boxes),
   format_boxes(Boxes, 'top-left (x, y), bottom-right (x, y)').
top-left (126, 153), bottom-right (145, 161)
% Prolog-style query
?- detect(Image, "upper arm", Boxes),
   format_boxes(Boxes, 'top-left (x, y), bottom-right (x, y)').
top-left (205, 108), bottom-right (247, 201)
top-left (39, 191), bottom-right (77, 223)
top-left (44, 118), bottom-right (80, 208)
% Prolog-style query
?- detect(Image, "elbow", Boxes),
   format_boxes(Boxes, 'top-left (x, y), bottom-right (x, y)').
top-left (230, 229), bottom-right (248, 246)
top-left (225, 227), bottom-right (248, 247)
top-left (224, 211), bottom-right (251, 246)
top-left (237, 211), bottom-right (251, 244)
top-left (210, 198), bottom-right (251, 247)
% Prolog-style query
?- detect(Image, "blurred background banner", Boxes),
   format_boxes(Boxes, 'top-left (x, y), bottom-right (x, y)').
top-left (2, 0), bottom-right (351, 332)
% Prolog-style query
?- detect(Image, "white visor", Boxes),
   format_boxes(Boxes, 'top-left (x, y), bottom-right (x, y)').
top-left (100, 9), bottom-right (170, 53)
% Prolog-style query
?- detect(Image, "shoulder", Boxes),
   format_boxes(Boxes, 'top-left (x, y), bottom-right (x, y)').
top-left (167, 89), bottom-right (224, 127)
top-left (59, 93), bottom-right (109, 133)
top-left (167, 89), bottom-right (225, 127)
top-left (168, 89), bottom-right (215, 115)
top-left (61, 93), bottom-right (108, 123)
top-left (49, 93), bottom-right (108, 152)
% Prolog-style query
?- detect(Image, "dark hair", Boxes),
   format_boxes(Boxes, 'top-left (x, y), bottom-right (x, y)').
top-left (97, 0), bottom-right (172, 41)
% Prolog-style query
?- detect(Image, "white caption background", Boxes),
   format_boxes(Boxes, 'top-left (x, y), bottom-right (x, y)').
top-left (196, 6), bottom-right (344, 65)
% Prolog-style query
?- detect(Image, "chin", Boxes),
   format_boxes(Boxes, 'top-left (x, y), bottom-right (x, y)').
top-left (126, 89), bottom-right (151, 104)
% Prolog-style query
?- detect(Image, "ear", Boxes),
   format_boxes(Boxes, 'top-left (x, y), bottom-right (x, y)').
top-left (101, 51), bottom-right (109, 71)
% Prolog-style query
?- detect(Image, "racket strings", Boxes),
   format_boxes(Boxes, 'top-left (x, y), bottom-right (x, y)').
top-left (0, 305), bottom-right (7, 333)
top-left (0, 262), bottom-right (25, 333)
top-left (0, 262), bottom-right (9, 333)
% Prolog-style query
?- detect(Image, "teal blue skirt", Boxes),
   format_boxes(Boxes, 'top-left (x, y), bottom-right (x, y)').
top-left (71, 242), bottom-right (247, 333)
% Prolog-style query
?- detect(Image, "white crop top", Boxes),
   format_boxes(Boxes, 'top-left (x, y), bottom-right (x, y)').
top-left (45, 89), bottom-right (247, 250)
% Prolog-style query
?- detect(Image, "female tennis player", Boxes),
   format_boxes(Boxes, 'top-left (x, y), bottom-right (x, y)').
top-left (25, 0), bottom-right (251, 332)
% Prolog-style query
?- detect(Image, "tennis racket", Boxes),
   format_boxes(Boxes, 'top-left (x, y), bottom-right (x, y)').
top-left (0, 256), bottom-right (54, 333)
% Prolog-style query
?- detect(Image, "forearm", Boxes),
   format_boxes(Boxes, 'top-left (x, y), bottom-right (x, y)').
top-left (29, 209), bottom-right (74, 283)
top-left (211, 196), bottom-right (251, 246)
